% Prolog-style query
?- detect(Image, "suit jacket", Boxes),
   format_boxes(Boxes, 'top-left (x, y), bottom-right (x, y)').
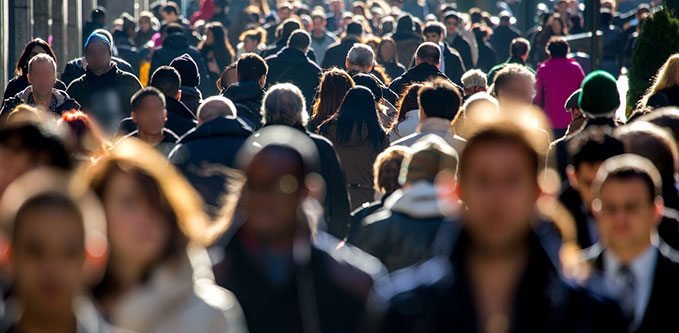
top-left (582, 244), bottom-right (679, 333)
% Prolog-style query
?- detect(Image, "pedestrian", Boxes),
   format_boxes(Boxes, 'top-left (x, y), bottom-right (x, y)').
top-left (170, 54), bottom-right (204, 115)
top-left (391, 15), bottom-right (424, 68)
top-left (489, 11), bottom-right (521, 63)
top-left (308, 68), bottom-right (355, 133)
top-left (639, 54), bottom-right (679, 109)
top-left (212, 125), bottom-right (382, 333)
top-left (460, 68), bottom-right (487, 98)
top-left (534, 37), bottom-right (585, 136)
top-left (388, 83), bottom-right (422, 141)
top-left (66, 32), bottom-right (143, 135)
top-left (150, 23), bottom-right (208, 96)
top-left (319, 86), bottom-right (390, 209)
top-left (390, 42), bottom-right (450, 97)
top-left (354, 135), bottom-right (458, 272)
top-left (78, 139), bottom-right (247, 333)
top-left (265, 29), bottom-right (322, 113)
top-left (491, 63), bottom-right (536, 105)
top-left (199, 22), bottom-right (235, 96)
top-left (222, 53), bottom-right (268, 129)
top-left (487, 37), bottom-right (533, 84)
top-left (376, 37), bottom-right (406, 81)
top-left (123, 87), bottom-right (179, 156)
top-left (169, 96), bottom-right (252, 216)
top-left (322, 22), bottom-right (363, 69)
top-left (1, 55), bottom-right (79, 118)
top-left (422, 22), bottom-right (466, 86)
top-left (3, 39), bottom-right (67, 101)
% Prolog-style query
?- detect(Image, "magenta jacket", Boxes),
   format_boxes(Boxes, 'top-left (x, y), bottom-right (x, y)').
top-left (534, 58), bottom-right (585, 129)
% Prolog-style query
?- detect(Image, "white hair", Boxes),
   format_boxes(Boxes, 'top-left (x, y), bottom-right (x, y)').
top-left (347, 44), bottom-right (375, 69)
top-left (262, 83), bottom-right (308, 127)
top-left (197, 96), bottom-right (237, 125)
top-left (461, 69), bottom-right (487, 89)
top-left (28, 53), bottom-right (57, 75)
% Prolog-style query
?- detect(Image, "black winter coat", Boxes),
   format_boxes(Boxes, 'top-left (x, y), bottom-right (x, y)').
top-left (389, 63), bottom-right (450, 97)
top-left (266, 47), bottom-right (322, 113)
top-left (222, 81), bottom-right (265, 129)
top-left (321, 37), bottom-right (360, 70)
top-left (149, 33), bottom-right (209, 93)
top-left (117, 96), bottom-right (196, 138)
top-left (60, 56), bottom-right (134, 87)
top-left (168, 117), bottom-right (252, 216)
top-left (442, 43), bottom-right (466, 86)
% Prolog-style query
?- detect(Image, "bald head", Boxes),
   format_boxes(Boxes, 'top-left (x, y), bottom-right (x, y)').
top-left (197, 96), bottom-right (237, 126)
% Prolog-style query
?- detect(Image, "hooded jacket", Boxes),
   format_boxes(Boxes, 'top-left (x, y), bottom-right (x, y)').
top-left (319, 121), bottom-right (390, 210)
top-left (150, 33), bottom-right (209, 93)
top-left (352, 181), bottom-right (450, 272)
top-left (266, 47), bottom-right (322, 113)
top-left (222, 81), bottom-right (265, 129)
top-left (169, 117), bottom-right (252, 216)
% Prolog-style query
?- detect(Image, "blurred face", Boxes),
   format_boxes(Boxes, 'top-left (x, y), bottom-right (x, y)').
top-left (11, 207), bottom-right (84, 314)
top-left (243, 149), bottom-right (305, 242)
top-left (161, 10), bottom-right (178, 23)
top-left (205, 29), bottom-right (215, 45)
top-left (140, 19), bottom-right (152, 32)
top-left (28, 61), bottom-right (57, 95)
top-left (103, 171), bottom-right (171, 268)
top-left (550, 19), bottom-right (563, 34)
top-left (445, 18), bottom-right (458, 35)
top-left (0, 145), bottom-right (38, 198)
top-left (132, 95), bottom-right (166, 136)
top-left (84, 42), bottom-right (112, 74)
top-left (243, 37), bottom-right (259, 52)
top-left (496, 77), bottom-right (535, 104)
top-left (312, 17), bottom-right (325, 32)
top-left (424, 32), bottom-right (441, 43)
top-left (380, 42), bottom-right (396, 61)
top-left (331, 0), bottom-right (344, 13)
top-left (594, 179), bottom-right (660, 255)
top-left (458, 142), bottom-right (539, 251)
top-left (279, 8), bottom-right (291, 21)
top-left (568, 162), bottom-right (600, 211)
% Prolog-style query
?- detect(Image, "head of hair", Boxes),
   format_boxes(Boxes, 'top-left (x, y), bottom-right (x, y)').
top-left (615, 122), bottom-right (678, 185)
top-left (547, 36), bottom-right (569, 58)
top-left (239, 27), bottom-right (267, 45)
top-left (600, 8), bottom-right (613, 26)
top-left (394, 83), bottom-right (423, 125)
top-left (237, 53), bottom-right (268, 82)
top-left (324, 86), bottom-right (386, 150)
top-left (402, 135), bottom-right (458, 184)
top-left (415, 42), bottom-right (441, 65)
top-left (131, 87), bottom-right (166, 111)
top-left (311, 69), bottom-right (354, 129)
top-left (377, 37), bottom-right (397, 63)
top-left (200, 22), bottom-right (234, 58)
top-left (373, 146), bottom-right (410, 194)
top-left (459, 122), bottom-right (540, 181)
top-left (262, 83), bottom-right (308, 127)
top-left (492, 63), bottom-right (535, 96)
top-left (567, 126), bottom-right (625, 170)
top-left (418, 78), bottom-right (462, 121)
top-left (0, 122), bottom-right (72, 170)
top-left (27, 53), bottom-right (57, 75)
top-left (636, 107), bottom-right (679, 142)
top-left (165, 23), bottom-right (184, 36)
top-left (16, 38), bottom-right (56, 76)
top-left (59, 110), bottom-right (111, 153)
top-left (592, 154), bottom-right (662, 203)
top-left (640, 54), bottom-right (679, 109)
top-left (287, 29), bottom-right (311, 51)
top-left (278, 19), bottom-right (302, 42)
top-left (197, 96), bottom-right (237, 123)
top-left (347, 44), bottom-right (375, 69)
top-left (91, 7), bottom-right (107, 21)
top-left (10, 192), bottom-right (84, 245)
top-left (150, 66), bottom-right (181, 97)
top-left (510, 38), bottom-right (530, 58)
top-left (346, 22), bottom-right (364, 36)
top-left (352, 73), bottom-right (382, 102)
top-left (161, 2), bottom-right (180, 16)
top-left (461, 69), bottom-right (487, 90)
top-left (443, 11), bottom-right (460, 24)
top-left (423, 21), bottom-right (446, 38)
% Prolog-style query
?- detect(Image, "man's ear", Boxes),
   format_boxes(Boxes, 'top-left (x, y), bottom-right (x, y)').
top-left (654, 197), bottom-right (665, 227)
top-left (27, 73), bottom-right (32, 85)
top-left (164, 109), bottom-right (168, 122)
top-left (345, 58), bottom-right (351, 70)
top-left (131, 111), bottom-right (138, 124)
top-left (259, 75), bottom-right (266, 87)
top-left (0, 233), bottom-right (11, 269)
top-left (566, 165), bottom-right (579, 190)
top-left (176, 89), bottom-right (182, 100)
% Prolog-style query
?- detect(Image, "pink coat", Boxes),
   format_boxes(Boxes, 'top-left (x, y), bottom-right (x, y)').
top-left (534, 58), bottom-right (585, 129)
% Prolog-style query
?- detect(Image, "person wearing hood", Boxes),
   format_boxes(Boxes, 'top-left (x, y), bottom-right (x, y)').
top-left (169, 96), bottom-right (252, 217)
top-left (353, 135), bottom-right (457, 272)
top-left (392, 78), bottom-right (466, 153)
top-left (118, 66), bottom-right (197, 137)
top-left (150, 23), bottom-right (208, 100)
top-left (61, 29), bottom-right (136, 87)
top-left (66, 32), bottom-right (143, 135)
top-left (78, 139), bottom-right (247, 333)
top-left (222, 53), bottom-right (267, 129)
top-left (3, 38), bottom-right (68, 101)
top-left (1, 54), bottom-right (79, 118)
top-left (265, 30), bottom-right (322, 114)
top-left (260, 83), bottom-right (351, 239)
top-left (212, 125), bottom-right (384, 333)
top-left (319, 86), bottom-right (390, 210)
top-left (322, 22), bottom-right (363, 70)
top-left (391, 14), bottom-right (424, 68)
top-left (389, 42), bottom-right (451, 97)
top-left (169, 54), bottom-right (204, 116)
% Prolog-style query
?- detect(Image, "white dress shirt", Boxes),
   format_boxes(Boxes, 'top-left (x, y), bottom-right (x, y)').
top-left (603, 245), bottom-right (657, 329)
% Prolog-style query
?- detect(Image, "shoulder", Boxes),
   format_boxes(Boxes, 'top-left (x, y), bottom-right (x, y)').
top-left (190, 280), bottom-right (248, 332)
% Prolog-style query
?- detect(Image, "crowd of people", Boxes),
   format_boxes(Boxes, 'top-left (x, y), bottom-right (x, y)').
top-left (1, 0), bottom-right (679, 332)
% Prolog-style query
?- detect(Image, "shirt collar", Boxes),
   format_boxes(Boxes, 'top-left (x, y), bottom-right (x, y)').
top-left (603, 244), bottom-right (657, 283)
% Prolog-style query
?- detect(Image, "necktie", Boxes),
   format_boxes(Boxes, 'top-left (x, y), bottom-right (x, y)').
top-left (617, 265), bottom-right (636, 323)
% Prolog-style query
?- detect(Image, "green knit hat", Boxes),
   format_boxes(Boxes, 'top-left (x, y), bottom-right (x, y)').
top-left (578, 70), bottom-right (620, 118)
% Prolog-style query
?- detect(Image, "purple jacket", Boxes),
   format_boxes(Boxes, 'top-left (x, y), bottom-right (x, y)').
top-left (534, 58), bottom-right (585, 129)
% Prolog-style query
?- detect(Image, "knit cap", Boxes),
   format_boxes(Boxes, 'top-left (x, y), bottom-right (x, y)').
top-left (170, 53), bottom-right (200, 87)
top-left (578, 70), bottom-right (620, 118)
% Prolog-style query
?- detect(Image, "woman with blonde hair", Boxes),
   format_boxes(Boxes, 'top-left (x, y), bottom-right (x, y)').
top-left (74, 138), bottom-right (247, 333)
top-left (308, 68), bottom-right (355, 133)
top-left (639, 53), bottom-right (679, 109)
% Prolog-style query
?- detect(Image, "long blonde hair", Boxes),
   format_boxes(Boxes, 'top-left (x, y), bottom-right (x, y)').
top-left (639, 53), bottom-right (679, 109)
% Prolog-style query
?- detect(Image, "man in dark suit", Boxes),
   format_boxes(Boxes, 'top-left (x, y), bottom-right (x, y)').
top-left (584, 154), bottom-right (679, 333)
